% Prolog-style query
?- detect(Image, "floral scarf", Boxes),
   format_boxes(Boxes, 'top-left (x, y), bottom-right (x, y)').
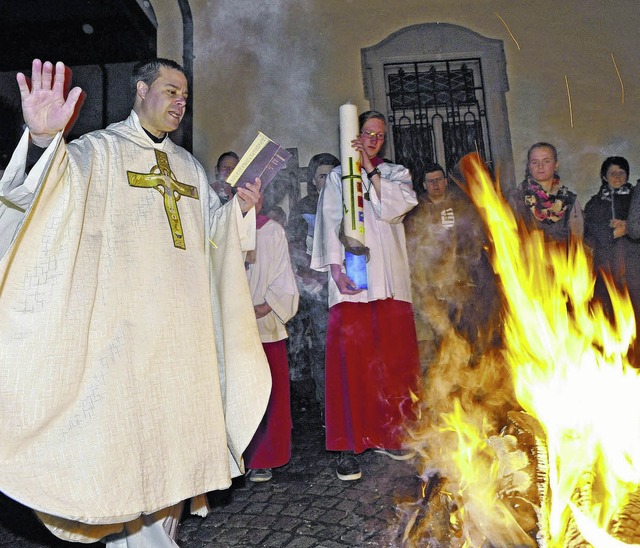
top-left (522, 176), bottom-right (575, 224)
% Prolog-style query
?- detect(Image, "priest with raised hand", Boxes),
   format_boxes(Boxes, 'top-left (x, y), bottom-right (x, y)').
top-left (0, 58), bottom-right (271, 546)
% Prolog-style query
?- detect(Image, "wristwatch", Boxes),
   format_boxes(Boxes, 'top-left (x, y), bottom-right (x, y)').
top-left (366, 167), bottom-right (380, 179)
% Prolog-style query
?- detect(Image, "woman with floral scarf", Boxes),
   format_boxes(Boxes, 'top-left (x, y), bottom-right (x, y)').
top-left (585, 156), bottom-right (640, 323)
top-left (509, 142), bottom-right (583, 242)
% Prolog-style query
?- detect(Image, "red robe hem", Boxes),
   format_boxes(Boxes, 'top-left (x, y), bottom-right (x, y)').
top-left (244, 340), bottom-right (292, 468)
top-left (324, 299), bottom-right (420, 454)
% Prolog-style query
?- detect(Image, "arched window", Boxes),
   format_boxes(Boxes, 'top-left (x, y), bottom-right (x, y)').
top-left (362, 23), bottom-right (514, 191)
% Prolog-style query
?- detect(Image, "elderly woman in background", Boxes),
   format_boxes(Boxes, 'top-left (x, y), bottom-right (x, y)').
top-left (598, 157), bottom-right (640, 325)
top-left (509, 142), bottom-right (583, 241)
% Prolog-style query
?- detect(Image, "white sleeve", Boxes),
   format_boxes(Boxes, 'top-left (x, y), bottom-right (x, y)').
top-left (310, 169), bottom-right (344, 272)
top-left (367, 164), bottom-right (417, 223)
top-left (234, 199), bottom-right (256, 252)
top-left (0, 130), bottom-right (63, 210)
top-left (264, 225), bottom-right (299, 324)
top-left (208, 195), bottom-right (256, 253)
top-left (0, 130), bottom-right (63, 258)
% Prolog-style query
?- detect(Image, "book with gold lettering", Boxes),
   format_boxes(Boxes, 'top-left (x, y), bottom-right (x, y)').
top-left (227, 131), bottom-right (292, 190)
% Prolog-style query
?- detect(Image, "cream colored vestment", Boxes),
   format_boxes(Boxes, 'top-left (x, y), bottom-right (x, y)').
top-left (0, 111), bottom-right (270, 542)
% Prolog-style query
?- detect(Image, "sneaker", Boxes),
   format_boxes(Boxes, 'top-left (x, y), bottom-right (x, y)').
top-left (373, 448), bottom-right (416, 461)
top-left (247, 468), bottom-right (273, 482)
top-left (336, 452), bottom-right (361, 481)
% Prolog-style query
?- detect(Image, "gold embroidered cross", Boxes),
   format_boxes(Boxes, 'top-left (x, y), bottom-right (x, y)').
top-left (127, 150), bottom-right (199, 250)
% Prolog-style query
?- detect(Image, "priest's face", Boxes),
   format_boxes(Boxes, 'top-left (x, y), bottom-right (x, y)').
top-left (135, 67), bottom-right (188, 137)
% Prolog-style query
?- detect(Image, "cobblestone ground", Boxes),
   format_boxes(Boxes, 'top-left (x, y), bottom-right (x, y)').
top-left (0, 391), bottom-right (422, 547)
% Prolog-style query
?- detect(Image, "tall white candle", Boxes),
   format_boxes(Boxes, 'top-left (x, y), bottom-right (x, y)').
top-left (338, 103), bottom-right (367, 289)
top-left (339, 103), bottom-right (365, 249)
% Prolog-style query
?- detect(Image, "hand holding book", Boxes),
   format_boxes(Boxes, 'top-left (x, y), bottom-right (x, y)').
top-left (227, 132), bottom-right (292, 191)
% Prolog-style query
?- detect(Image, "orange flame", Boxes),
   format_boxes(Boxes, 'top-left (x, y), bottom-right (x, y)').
top-left (438, 399), bottom-right (535, 546)
top-left (458, 153), bottom-right (640, 546)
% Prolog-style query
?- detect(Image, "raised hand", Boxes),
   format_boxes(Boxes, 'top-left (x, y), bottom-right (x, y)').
top-left (350, 137), bottom-right (368, 169)
top-left (17, 59), bottom-right (84, 146)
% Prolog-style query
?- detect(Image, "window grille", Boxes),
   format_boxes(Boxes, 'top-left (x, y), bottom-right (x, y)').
top-left (384, 59), bottom-right (492, 189)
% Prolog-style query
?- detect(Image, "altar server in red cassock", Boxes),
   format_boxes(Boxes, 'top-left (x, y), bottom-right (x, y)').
top-left (244, 195), bottom-right (299, 482)
top-left (311, 110), bottom-right (420, 481)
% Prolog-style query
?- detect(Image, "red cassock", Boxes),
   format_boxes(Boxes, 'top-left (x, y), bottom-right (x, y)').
top-left (244, 340), bottom-right (292, 468)
top-left (324, 299), bottom-right (420, 454)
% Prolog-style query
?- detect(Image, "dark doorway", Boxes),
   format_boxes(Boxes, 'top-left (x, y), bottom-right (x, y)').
top-left (0, 0), bottom-right (158, 169)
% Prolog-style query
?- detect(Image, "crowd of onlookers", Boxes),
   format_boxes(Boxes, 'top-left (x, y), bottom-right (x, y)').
top-left (223, 128), bottom-right (640, 485)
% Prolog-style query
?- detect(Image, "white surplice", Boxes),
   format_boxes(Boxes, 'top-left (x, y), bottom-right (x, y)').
top-left (246, 219), bottom-right (299, 343)
top-left (310, 163), bottom-right (417, 307)
top-left (0, 111), bottom-right (271, 542)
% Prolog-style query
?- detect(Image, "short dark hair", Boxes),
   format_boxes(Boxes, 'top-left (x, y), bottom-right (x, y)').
top-left (131, 58), bottom-right (186, 93)
top-left (216, 151), bottom-right (239, 169)
top-left (423, 162), bottom-right (446, 178)
top-left (600, 156), bottom-right (629, 182)
top-left (358, 110), bottom-right (386, 130)
top-left (307, 153), bottom-right (339, 182)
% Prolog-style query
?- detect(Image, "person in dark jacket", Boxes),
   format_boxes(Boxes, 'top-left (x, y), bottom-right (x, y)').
top-left (404, 162), bottom-right (499, 369)
top-left (585, 156), bottom-right (640, 325)
top-left (286, 153), bottom-right (339, 410)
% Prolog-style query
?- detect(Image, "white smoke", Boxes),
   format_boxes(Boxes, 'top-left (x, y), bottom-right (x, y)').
top-left (200, 0), bottom-right (324, 149)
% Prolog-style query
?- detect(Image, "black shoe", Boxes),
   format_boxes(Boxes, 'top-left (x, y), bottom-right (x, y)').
top-left (336, 452), bottom-right (361, 481)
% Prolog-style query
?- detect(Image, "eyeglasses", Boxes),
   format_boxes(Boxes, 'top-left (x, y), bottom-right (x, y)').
top-left (607, 170), bottom-right (627, 179)
top-left (425, 176), bottom-right (445, 185)
top-left (360, 130), bottom-right (385, 141)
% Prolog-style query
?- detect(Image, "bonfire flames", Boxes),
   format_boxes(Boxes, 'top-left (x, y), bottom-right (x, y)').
top-left (396, 155), bottom-right (640, 547)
